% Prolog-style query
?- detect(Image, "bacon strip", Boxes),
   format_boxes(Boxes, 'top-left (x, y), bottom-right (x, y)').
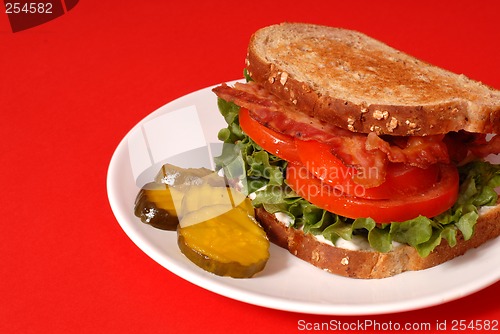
top-left (365, 133), bottom-right (450, 167)
top-left (213, 82), bottom-right (453, 187)
top-left (214, 83), bottom-right (387, 186)
top-left (469, 135), bottom-right (500, 158)
top-left (214, 82), bottom-right (353, 140)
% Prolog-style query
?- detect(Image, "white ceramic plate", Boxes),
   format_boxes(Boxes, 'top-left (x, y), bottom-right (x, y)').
top-left (106, 80), bottom-right (500, 315)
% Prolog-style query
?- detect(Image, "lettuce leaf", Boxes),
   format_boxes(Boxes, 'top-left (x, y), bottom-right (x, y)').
top-left (214, 99), bottom-right (500, 257)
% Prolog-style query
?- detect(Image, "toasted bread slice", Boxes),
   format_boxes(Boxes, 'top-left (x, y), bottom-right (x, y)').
top-left (246, 23), bottom-right (500, 136)
top-left (255, 205), bottom-right (500, 279)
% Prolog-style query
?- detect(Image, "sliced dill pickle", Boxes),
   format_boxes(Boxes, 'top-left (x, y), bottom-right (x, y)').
top-left (180, 204), bottom-right (233, 228)
top-left (155, 164), bottom-right (224, 188)
top-left (134, 163), bottom-right (268, 277)
top-left (134, 182), bottom-right (184, 230)
top-left (236, 195), bottom-right (255, 217)
top-left (181, 184), bottom-right (254, 218)
top-left (178, 206), bottom-right (269, 278)
top-left (135, 164), bottom-right (228, 230)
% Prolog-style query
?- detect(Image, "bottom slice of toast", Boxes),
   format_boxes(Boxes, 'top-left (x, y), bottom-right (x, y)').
top-left (255, 205), bottom-right (500, 279)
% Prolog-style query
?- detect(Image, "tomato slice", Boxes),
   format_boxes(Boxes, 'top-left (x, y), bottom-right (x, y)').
top-left (286, 162), bottom-right (459, 223)
top-left (239, 107), bottom-right (458, 222)
top-left (295, 139), bottom-right (440, 199)
top-left (295, 138), bottom-right (357, 188)
top-left (239, 108), bottom-right (300, 162)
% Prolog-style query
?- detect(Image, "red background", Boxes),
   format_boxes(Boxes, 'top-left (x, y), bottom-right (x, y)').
top-left (1, 1), bottom-right (499, 333)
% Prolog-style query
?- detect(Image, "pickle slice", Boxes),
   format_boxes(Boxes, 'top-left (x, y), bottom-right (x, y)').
top-left (135, 163), bottom-right (270, 278)
top-left (181, 184), bottom-right (254, 220)
top-left (135, 164), bottom-right (228, 230)
top-left (177, 206), bottom-right (270, 278)
top-left (134, 182), bottom-right (184, 230)
top-left (179, 204), bottom-right (233, 228)
top-left (155, 164), bottom-right (223, 188)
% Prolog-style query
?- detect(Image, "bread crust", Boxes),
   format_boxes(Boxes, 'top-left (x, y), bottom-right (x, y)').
top-left (246, 23), bottom-right (500, 136)
top-left (255, 205), bottom-right (500, 279)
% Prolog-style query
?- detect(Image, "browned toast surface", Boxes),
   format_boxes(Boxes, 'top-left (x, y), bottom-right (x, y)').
top-left (246, 23), bottom-right (500, 136)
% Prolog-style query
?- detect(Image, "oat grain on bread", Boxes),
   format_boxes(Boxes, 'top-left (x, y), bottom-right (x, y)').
top-left (256, 206), bottom-right (500, 279)
top-left (246, 23), bottom-right (500, 136)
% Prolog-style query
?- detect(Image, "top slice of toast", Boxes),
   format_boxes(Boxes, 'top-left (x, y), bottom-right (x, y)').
top-left (245, 23), bottom-right (500, 136)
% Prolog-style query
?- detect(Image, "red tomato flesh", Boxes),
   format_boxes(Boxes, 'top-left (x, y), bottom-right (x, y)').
top-left (239, 108), bottom-right (301, 162)
top-left (295, 139), bottom-right (440, 199)
top-left (238, 107), bottom-right (459, 222)
top-left (286, 162), bottom-right (459, 223)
